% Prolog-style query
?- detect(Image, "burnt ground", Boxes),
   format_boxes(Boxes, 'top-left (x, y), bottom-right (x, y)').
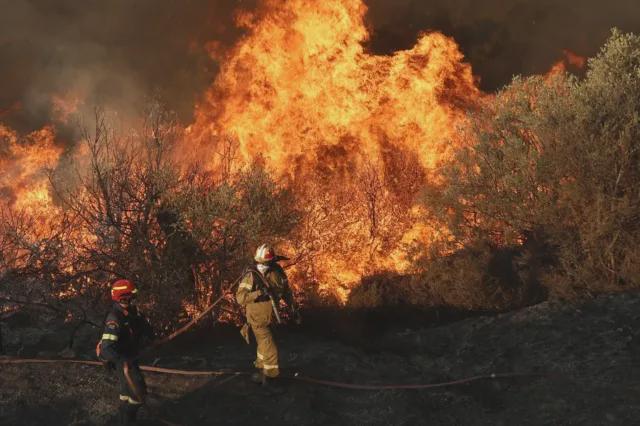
top-left (1, 292), bottom-right (640, 425)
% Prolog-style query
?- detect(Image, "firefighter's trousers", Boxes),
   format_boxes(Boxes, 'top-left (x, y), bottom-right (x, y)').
top-left (117, 360), bottom-right (147, 405)
top-left (246, 301), bottom-right (280, 377)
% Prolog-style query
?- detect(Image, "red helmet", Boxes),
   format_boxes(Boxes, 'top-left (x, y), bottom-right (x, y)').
top-left (111, 279), bottom-right (138, 302)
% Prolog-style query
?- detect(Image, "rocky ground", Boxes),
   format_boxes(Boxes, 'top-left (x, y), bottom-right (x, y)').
top-left (1, 292), bottom-right (639, 425)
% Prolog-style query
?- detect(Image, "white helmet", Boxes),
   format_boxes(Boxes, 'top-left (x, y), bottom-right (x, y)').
top-left (254, 244), bottom-right (276, 263)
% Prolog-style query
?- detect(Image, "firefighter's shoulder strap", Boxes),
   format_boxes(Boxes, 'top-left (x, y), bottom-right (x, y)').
top-left (244, 267), bottom-right (272, 291)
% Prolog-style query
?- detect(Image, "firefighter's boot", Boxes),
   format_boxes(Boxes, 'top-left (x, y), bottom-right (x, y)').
top-left (119, 403), bottom-right (139, 425)
top-left (251, 371), bottom-right (266, 385)
top-left (118, 403), bottom-right (128, 425)
top-left (128, 404), bottom-right (140, 424)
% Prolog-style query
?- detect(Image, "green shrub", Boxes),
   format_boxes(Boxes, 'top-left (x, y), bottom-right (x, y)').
top-left (423, 29), bottom-right (640, 299)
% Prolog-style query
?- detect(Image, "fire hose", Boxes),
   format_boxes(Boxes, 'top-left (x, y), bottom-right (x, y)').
top-left (0, 357), bottom-right (550, 390)
top-left (150, 276), bottom-right (243, 348)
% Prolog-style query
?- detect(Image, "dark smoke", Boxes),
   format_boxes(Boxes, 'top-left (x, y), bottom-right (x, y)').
top-left (0, 0), bottom-right (250, 139)
top-left (365, 0), bottom-right (640, 90)
top-left (1, 0), bottom-right (640, 140)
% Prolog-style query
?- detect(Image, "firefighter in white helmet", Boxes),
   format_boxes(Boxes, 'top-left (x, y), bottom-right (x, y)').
top-left (236, 244), bottom-right (300, 384)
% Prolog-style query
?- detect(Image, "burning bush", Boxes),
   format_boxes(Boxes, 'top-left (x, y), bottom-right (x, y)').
top-left (1, 105), bottom-right (299, 332)
top-left (422, 30), bottom-right (640, 300)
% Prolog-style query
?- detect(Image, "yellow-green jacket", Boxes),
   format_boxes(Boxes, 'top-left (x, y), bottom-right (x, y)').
top-left (236, 263), bottom-right (295, 308)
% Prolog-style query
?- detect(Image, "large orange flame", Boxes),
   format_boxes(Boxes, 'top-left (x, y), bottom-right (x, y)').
top-left (0, 124), bottom-right (61, 219)
top-left (187, 0), bottom-right (483, 301)
top-left (190, 0), bottom-right (479, 173)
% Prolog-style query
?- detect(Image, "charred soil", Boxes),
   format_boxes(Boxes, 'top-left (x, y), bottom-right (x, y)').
top-left (1, 293), bottom-right (639, 425)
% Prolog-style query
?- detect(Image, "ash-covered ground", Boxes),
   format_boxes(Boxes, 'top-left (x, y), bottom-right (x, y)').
top-left (1, 293), bottom-right (639, 425)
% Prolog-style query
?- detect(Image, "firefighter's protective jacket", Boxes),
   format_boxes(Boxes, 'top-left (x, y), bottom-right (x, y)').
top-left (236, 263), bottom-right (295, 307)
top-left (100, 303), bottom-right (154, 362)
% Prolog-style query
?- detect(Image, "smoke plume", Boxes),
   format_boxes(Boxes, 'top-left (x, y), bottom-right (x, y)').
top-left (0, 0), bottom-right (250, 138)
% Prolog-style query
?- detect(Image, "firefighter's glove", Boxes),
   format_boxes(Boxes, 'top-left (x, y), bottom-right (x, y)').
top-left (252, 287), bottom-right (269, 301)
top-left (248, 290), bottom-right (264, 303)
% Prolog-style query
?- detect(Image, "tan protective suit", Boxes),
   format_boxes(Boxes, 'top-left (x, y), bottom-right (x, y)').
top-left (236, 263), bottom-right (294, 378)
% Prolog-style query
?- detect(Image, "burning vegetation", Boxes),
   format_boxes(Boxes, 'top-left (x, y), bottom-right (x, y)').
top-left (1, 0), bottom-right (640, 334)
top-left (187, 0), bottom-right (482, 300)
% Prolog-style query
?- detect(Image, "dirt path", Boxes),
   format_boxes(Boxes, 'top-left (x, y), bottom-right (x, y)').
top-left (2, 293), bottom-right (639, 425)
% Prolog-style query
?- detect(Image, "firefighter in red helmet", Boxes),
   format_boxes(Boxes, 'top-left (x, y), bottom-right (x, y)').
top-left (97, 279), bottom-right (154, 425)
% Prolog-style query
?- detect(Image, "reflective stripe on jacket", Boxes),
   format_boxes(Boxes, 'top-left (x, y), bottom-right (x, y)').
top-left (100, 303), bottom-right (154, 362)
